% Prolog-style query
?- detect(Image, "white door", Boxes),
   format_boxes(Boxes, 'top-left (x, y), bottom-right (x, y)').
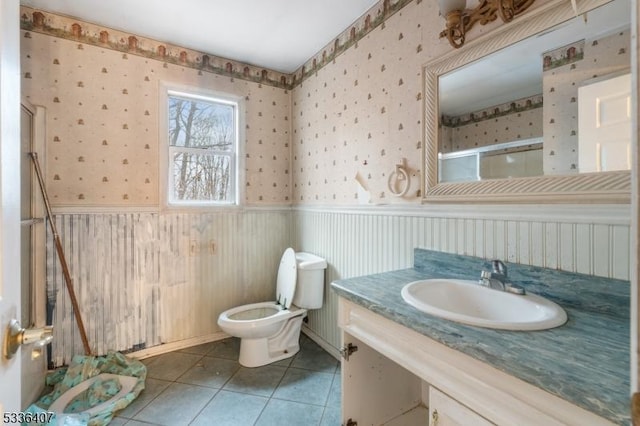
top-left (0, 0), bottom-right (23, 414)
top-left (578, 73), bottom-right (631, 173)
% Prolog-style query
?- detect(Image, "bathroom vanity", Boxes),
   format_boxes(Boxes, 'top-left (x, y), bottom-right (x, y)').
top-left (332, 249), bottom-right (629, 425)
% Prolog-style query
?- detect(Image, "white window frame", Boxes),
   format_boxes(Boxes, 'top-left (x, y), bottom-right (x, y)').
top-left (160, 83), bottom-right (244, 209)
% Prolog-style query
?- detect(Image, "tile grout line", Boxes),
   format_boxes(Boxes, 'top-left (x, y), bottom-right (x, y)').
top-left (119, 338), bottom-right (340, 425)
top-left (184, 352), bottom-right (219, 426)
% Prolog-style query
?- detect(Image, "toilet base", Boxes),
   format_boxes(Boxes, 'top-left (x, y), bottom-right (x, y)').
top-left (239, 315), bottom-right (305, 367)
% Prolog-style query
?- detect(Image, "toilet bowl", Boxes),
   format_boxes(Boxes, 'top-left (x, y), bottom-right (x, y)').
top-left (218, 248), bottom-right (327, 367)
top-left (48, 373), bottom-right (138, 416)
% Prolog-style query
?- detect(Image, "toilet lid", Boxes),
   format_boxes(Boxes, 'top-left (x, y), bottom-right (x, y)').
top-left (276, 248), bottom-right (297, 309)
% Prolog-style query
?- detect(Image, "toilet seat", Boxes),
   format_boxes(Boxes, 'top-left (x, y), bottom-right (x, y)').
top-left (218, 301), bottom-right (305, 339)
top-left (275, 248), bottom-right (297, 308)
top-left (48, 373), bottom-right (138, 416)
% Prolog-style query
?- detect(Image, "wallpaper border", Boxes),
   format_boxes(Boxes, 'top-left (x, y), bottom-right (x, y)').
top-left (20, 6), bottom-right (293, 89)
top-left (19, 0), bottom-right (415, 90)
top-left (290, 0), bottom-right (415, 85)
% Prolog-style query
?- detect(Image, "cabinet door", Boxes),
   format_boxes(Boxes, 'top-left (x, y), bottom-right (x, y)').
top-left (429, 387), bottom-right (494, 426)
top-left (342, 333), bottom-right (423, 425)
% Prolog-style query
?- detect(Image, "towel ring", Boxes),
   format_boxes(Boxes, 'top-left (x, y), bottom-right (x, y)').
top-left (388, 164), bottom-right (410, 197)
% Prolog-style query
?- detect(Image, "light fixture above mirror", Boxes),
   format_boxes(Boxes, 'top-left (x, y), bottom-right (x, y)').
top-left (439, 0), bottom-right (536, 48)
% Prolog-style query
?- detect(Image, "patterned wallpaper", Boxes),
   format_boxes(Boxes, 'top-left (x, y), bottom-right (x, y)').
top-left (543, 29), bottom-right (630, 175)
top-left (291, 0), bottom-right (633, 204)
top-left (21, 8), bottom-right (292, 206)
top-left (292, 0), bottom-right (447, 205)
top-left (440, 95), bottom-right (543, 153)
top-left (20, 0), bottom-right (556, 208)
top-left (291, 0), bottom-right (412, 86)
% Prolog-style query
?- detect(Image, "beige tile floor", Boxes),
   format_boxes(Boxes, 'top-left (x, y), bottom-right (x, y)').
top-left (110, 334), bottom-right (341, 426)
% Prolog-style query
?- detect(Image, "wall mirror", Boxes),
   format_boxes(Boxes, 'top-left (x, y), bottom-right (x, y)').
top-left (423, 0), bottom-right (631, 203)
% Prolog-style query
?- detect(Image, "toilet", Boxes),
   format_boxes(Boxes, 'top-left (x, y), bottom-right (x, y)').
top-left (217, 248), bottom-right (327, 367)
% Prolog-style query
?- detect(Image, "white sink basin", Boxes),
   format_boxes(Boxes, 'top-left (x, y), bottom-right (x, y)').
top-left (401, 279), bottom-right (567, 331)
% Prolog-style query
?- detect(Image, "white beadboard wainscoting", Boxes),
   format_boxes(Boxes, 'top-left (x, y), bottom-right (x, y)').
top-left (45, 204), bottom-right (631, 365)
top-left (292, 204), bottom-right (631, 352)
top-left (46, 209), bottom-right (291, 367)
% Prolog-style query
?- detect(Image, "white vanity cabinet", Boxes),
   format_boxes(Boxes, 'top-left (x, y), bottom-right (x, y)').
top-left (338, 297), bottom-right (615, 426)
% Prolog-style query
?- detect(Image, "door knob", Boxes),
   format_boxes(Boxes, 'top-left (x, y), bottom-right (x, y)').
top-left (3, 319), bottom-right (53, 359)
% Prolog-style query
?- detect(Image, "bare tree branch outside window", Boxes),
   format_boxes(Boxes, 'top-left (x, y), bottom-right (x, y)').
top-left (168, 94), bottom-right (236, 203)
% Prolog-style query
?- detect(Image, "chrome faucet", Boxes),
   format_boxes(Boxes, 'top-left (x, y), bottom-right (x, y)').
top-left (479, 260), bottom-right (525, 295)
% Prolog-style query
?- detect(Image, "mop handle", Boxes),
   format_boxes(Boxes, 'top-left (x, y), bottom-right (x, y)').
top-left (29, 152), bottom-right (92, 355)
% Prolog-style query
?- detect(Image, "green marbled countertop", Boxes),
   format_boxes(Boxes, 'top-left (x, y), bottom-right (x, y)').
top-left (332, 249), bottom-right (629, 424)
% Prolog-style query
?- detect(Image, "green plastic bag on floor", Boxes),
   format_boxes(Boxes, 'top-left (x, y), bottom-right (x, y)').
top-left (25, 351), bottom-right (146, 426)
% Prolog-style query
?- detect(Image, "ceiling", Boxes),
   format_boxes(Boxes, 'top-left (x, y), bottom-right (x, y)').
top-left (20, 0), bottom-right (381, 73)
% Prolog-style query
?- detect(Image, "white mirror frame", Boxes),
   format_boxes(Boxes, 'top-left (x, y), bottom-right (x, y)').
top-left (423, 0), bottom-right (631, 204)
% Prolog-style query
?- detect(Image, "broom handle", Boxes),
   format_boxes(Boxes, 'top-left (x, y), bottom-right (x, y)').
top-left (29, 152), bottom-right (91, 355)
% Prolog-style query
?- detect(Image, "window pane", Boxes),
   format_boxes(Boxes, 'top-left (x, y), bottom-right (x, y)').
top-left (172, 152), bottom-right (232, 202)
top-left (168, 96), bottom-right (234, 152)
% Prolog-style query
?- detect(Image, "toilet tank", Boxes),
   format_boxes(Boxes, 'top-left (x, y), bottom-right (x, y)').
top-left (293, 252), bottom-right (327, 309)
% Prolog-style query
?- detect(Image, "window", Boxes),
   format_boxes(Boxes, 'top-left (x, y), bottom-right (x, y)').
top-left (166, 89), bottom-right (239, 206)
